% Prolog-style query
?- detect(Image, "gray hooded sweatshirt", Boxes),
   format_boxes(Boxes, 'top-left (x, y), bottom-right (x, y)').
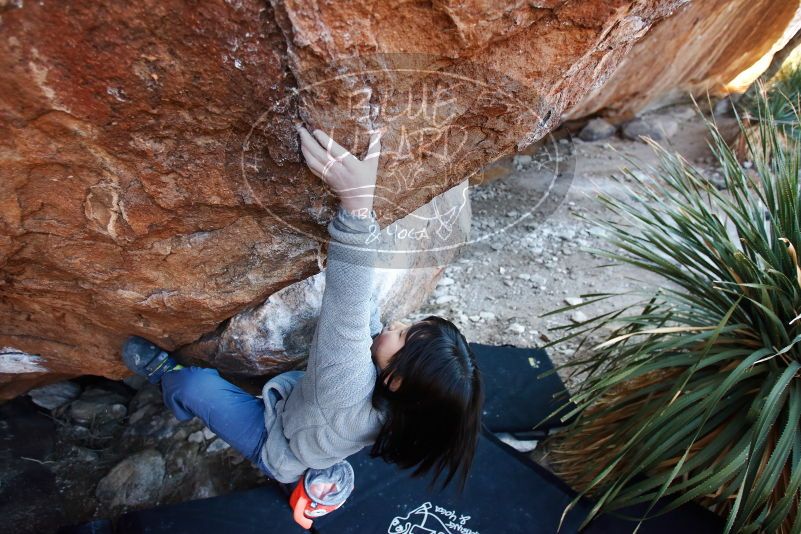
top-left (260, 206), bottom-right (385, 483)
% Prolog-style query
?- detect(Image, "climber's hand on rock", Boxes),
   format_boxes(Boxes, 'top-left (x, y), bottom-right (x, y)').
top-left (296, 124), bottom-right (382, 215)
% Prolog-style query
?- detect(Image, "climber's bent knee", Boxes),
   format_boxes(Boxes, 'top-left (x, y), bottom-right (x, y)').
top-left (161, 366), bottom-right (224, 421)
top-left (160, 366), bottom-right (268, 464)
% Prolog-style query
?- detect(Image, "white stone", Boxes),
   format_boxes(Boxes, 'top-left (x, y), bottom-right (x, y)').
top-left (564, 297), bottom-right (583, 306)
top-left (435, 295), bottom-right (456, 305)
top-left (508, 323), bottom-right (526, 334)
top-left (479, 312), bottom-right (496, 320)
top-left (187, 430), bottom-right (205, 443)
top-left (571, 311), bottom-right (588, 323)
top-left (206, 438), bottom-right (230, 453)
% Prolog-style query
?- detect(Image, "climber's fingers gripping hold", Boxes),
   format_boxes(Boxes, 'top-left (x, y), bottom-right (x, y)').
top-left (296, 124), bottom-right (382, 214)
top-left (297, 126), bottom-right (327, 178)
top-left (311, 129), bottom-right (354, 164)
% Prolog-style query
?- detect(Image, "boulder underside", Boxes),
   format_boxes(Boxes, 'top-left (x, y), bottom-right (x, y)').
top-left (567, 0), bottom-right (801, 119)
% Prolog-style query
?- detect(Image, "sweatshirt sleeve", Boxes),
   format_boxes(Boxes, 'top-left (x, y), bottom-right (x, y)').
top-left (306, 206), bottom-right (380, 407)
top-left (369, 291), bottom-right (383, 338)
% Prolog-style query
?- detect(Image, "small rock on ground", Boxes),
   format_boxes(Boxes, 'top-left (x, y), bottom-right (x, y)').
top-left (513, 154), bottom-right (533, 167)
top-left (622, 117), bottom-right (678, 141)
top-left (28, 381), bottom-right (81, 410)
top-left (672, 105), bottom-right (697, 121)
top-left (570, 311), bottom-right (589, 323)
top-left (128, 384), bottom-right (162, 413)
top-left (435, 295), bottom-right (456, 305)
top-left (95, 449), bottom-right (165, 509)
top-left (205, 439), bottom-right (230, 453)
top-left (714, 97), bottom-right (733, 117)
top-left (508, 323), bottom-right (526, 334)
top-left (69, 400), bottom-right (127, 425)
top-left (578, 118), bottom-right (616, 142)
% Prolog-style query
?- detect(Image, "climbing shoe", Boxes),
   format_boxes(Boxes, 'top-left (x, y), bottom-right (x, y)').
top-left (122, 335), bottom-right (181, 384)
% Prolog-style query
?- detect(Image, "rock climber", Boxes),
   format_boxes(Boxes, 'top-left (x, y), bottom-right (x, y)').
top-left (120, 124), bottom-right (484, 503)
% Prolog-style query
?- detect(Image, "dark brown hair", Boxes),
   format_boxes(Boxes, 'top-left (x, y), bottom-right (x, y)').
top-left (370, 315), bottom-right (483, 491)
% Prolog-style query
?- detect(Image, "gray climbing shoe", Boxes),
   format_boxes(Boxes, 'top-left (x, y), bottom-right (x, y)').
top-left (122, 336), bottom-right (179, 384)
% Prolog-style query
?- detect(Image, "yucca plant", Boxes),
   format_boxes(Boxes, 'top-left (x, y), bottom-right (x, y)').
top-left (545, 95), bottom-right (801, 533)
top-left (739, 62), bottom-right (801, 139)
top-left (735, 62), bottom-right (801, 162)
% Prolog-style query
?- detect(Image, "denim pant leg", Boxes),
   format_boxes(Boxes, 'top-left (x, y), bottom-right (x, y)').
top-left (161, 367), bottom-right (268, 468)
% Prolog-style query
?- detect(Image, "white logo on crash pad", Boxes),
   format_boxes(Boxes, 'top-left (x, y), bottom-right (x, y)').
top-left (387, 502), bottom-right (479, 534)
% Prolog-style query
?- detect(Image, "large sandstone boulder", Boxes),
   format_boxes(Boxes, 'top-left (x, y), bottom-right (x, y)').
top-left (567, 0), bottom-right (801, 119)
top-left (1, 0), bottom-right (685, 396)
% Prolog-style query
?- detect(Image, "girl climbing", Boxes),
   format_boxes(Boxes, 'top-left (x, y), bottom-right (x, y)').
top-left (121, 124), bottom-right (484, 498)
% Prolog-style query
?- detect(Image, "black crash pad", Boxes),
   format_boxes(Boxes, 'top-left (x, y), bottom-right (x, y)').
top-left (469, 342), bottom-right (573, 437)
top-left (115, 432), bottom-right (722, 534)
top-left (315, 431), bottom-right (585, 533)
top-left (313, 431), bottom-right (723, 534)
top-left (115, 482), bottom-right (305, 534)
top-left (87, 344), bottom-right (722, 534)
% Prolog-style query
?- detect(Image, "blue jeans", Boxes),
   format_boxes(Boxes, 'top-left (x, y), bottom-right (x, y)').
top-left (161, 366), bottom-right (275, 477)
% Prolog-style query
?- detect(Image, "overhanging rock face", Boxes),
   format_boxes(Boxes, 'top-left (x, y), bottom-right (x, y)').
top-left (567, 0), bottom-right (801, 119)
top-left (1, 0), bottom-right (685, 396)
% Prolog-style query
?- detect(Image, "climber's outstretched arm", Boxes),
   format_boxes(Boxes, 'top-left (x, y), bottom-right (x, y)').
top-left (297, 126), bottom-right (384, 401)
